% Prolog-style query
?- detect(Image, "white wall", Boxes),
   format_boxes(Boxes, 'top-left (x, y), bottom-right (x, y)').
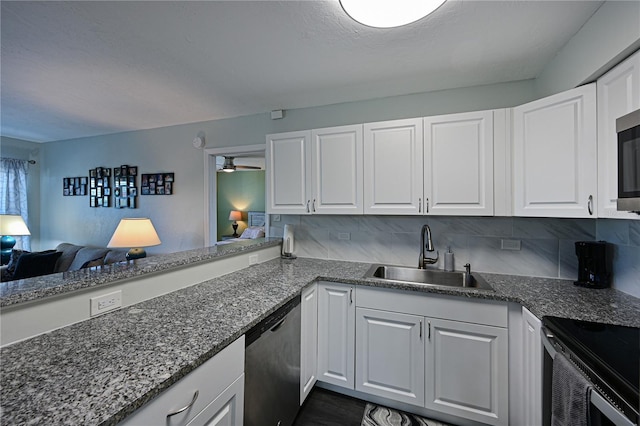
top-left (38, 79), bottom-right (537, 253)
top-left (535, 1), bottom-right (640, 97)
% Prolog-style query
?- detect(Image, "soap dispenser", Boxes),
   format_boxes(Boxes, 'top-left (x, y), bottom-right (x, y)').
top-left (444, 247), bottom-right (454, 272)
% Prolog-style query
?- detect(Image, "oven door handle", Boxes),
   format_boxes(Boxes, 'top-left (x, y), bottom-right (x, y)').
top-left (540, 326), bottom-right (558, 359)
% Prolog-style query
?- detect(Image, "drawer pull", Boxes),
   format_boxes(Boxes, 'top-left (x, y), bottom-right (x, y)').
top-left (167, 390), bottom-right (199, 418)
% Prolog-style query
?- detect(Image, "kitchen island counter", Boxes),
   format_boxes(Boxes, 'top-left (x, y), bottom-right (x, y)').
top-left (2, 256), bottom-right (639, 425)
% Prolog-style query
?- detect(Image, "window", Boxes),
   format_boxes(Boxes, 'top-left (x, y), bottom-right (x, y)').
top-left (0, 158), bottom-right (31, 250)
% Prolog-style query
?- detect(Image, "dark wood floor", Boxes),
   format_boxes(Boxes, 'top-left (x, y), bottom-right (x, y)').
top-left (293, 388), bottom-right (367, 426)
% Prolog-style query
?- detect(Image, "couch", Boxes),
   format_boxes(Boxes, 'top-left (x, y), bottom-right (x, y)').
top-left (1, 243), bottom-right (128, 282)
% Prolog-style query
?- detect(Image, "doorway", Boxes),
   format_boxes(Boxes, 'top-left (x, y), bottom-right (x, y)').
top-left (203, 144), bottom-right (266, 246)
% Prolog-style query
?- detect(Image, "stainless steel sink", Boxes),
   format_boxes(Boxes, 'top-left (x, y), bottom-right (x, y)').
top-left (364, 264), bottom-right (493, 291)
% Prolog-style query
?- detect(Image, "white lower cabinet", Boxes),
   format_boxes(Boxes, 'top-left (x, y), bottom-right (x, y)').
top-left (300, 283), bottom-right (318, 404)
top-left (120, 336), bottom-right (244, 426)
top-left (187, 375), bottom-right (244, 426)
top-left (425, 318), bottom-right (508, 426)
top-left (316, 282), bottom-right (355, 389)
top-left (314, 284), bottom-right (510, 426)
top-left (355, 307), bottom-right (425, 406)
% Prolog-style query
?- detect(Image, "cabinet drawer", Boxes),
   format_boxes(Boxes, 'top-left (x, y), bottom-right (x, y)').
top-left (356, 286), bottom-right (507, 328)
top-left (121, 335), bottom-right (244, 426)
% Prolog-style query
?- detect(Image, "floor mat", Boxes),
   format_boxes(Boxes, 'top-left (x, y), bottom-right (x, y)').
top-left (361, 403), bottom-right (453, 426)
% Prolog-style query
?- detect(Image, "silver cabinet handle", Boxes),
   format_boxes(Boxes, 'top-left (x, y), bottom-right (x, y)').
top-left (312, 199), bottom-right (316, 212)
top-left (428, 321), bottom-right (431, 340)
top-left (167, 390), bottom-right (199, 418)
top-left (588, 195), bottom-right (593, 216)
top-left (426, 198), bottom-right (430, 213)
top-left (349, 288), bottom-right (353, 304)
top-left (306, 200), bottom-right (310, 213)
top-left (419, 198), bottom-right (422, 213)
top-left (420, 320), bottom-right (423, 339)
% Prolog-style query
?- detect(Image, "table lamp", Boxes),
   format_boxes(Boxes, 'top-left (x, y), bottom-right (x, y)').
top-left (107, 218), bottom-right (161, 260)
top-left (0, 214), bottom-right (31, 265)
top-left (229, 210), bottom-right (242, 237)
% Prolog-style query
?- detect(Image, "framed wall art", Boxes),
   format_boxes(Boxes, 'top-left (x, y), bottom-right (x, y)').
top-left (89, 167), bottom-right (111, 207)
top-left (63, 177), bottom-right (87, 196)
top-left (114, 165), bottom-right (138, 209)
top-left (141, 172), bottom-right (174, 195)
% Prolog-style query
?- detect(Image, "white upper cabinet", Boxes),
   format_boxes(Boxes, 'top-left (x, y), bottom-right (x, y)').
top-left (424, 110), bottom-right (494, 216)
top-left (597, 50), bottom-right (640, 219)
top-left (512, 84), bottom-right (597, 218)
top-left (266, 126), bottom-right (363, 215)
top-left (266, 130), bottom-right (312, 214)
top-left (311, 125), bottom-right (363, 214)
top-left (364, 118), bottom-right (424, 215)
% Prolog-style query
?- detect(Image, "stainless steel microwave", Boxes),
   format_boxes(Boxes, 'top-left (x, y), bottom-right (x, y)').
top-left (617, 109), bottom-right (640, 213)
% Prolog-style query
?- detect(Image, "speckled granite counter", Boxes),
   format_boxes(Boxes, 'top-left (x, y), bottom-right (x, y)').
top-left (0, 238), bottom-right (281, 307)
top-left (1, 256), bottom-right (639, 425)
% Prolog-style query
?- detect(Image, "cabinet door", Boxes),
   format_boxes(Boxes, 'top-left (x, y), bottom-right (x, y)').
top-left (300, 284), bottom-right (318, 404)
top-left (317, 282), bottom-right (355, 389)
top-left (513, 84), bottom-right (597, 217)
top-left (424, 110), bottom-right (494, 215)
top-left (597, 50), bottom-right (640, 219)
top-left (120, 336), bottom-right (244, 426)
top-left (364, 118), bottom-right (424, 215)
top-left (266, 130), bottom-right (312, 214)
top-left (311, 125), bottom-right (363, 214)
top-left (521, 307), bottom-right (542, 426)
top-left (355, 307), bottom-right (424, 406)
top-left (187, 375), bottom-right (244, 426)
top-left (425, 318), bottom-right (508, 426)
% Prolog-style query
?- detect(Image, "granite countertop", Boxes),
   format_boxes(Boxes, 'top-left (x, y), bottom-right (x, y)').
top-left (1, 256), bottom-right (639, 425)
top-left (0, 238), bottom-right (281, 308)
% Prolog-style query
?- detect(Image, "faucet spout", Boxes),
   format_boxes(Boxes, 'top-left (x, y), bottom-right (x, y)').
top-left (418, 224), bottom-right (439, 269)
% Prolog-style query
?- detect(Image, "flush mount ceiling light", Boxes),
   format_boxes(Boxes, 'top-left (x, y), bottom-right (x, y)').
top-left (340, 0), bottom-right (446, 28)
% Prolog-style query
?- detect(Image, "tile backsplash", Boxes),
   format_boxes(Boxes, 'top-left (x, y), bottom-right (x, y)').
top-left (269, 215), bottom-right (640, 298)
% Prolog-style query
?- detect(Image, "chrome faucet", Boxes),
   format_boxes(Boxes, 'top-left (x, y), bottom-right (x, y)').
top-left (418, 224), bottom-right (439, 269)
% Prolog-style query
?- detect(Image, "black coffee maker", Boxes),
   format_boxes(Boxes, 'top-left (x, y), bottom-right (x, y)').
top-left (574, 241), bottom-right (611, 288)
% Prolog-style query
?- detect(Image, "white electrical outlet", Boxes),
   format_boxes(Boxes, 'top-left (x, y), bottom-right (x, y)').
top-left (338, 232), bottom-right (351, 240)
top-left (273, 215), bottom-right (281, 222)
top-left (90, 290), bottom-right (122, 317)
top-left (501, 239), bottom-right (522, 251)
top-left (249, 255), bottom-right (259, 265)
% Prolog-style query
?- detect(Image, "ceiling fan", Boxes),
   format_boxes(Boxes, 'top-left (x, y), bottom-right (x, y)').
top-left (218, 156), bottom-right (262, 173)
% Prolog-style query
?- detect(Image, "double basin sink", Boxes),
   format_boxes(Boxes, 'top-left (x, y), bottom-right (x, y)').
top-left (364, 264), bottom-right (493, 291)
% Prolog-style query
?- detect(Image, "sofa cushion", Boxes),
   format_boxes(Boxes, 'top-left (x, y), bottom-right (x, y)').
top-left (1, 249), bottom-right (29, 281)
top-left (54, 243), bottom-right (83, 273)
top-left (104, 250), bottom-right (128, 265)
top-left (12, 250), bottom-right (62, 280)
top-left (68, 247), bottom-right (109, 271)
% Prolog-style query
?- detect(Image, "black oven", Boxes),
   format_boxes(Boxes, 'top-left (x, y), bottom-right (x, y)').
top-left (541, 317), bottom-right (639, 426)
top-left (617, 109), bottom-right (640, 213)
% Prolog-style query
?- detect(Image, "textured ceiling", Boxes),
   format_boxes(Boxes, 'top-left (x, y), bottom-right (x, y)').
top-left (1, 1), bottom-right (603, 143)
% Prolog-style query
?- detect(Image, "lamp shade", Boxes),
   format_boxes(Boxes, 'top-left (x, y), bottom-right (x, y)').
top-left (107, 218), bottom-right (161, 248)
top-left (228, 210), bottom-right (242, 222)
top-left (0, 215), bottom-right (31, 236)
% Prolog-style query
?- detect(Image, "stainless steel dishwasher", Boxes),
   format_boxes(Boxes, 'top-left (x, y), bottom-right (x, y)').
top-left (244, 296), bottom-right (301, 426)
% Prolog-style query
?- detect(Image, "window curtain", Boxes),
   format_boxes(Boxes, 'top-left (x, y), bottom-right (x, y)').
top-left (0, 158), bottom-right (31, 251)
